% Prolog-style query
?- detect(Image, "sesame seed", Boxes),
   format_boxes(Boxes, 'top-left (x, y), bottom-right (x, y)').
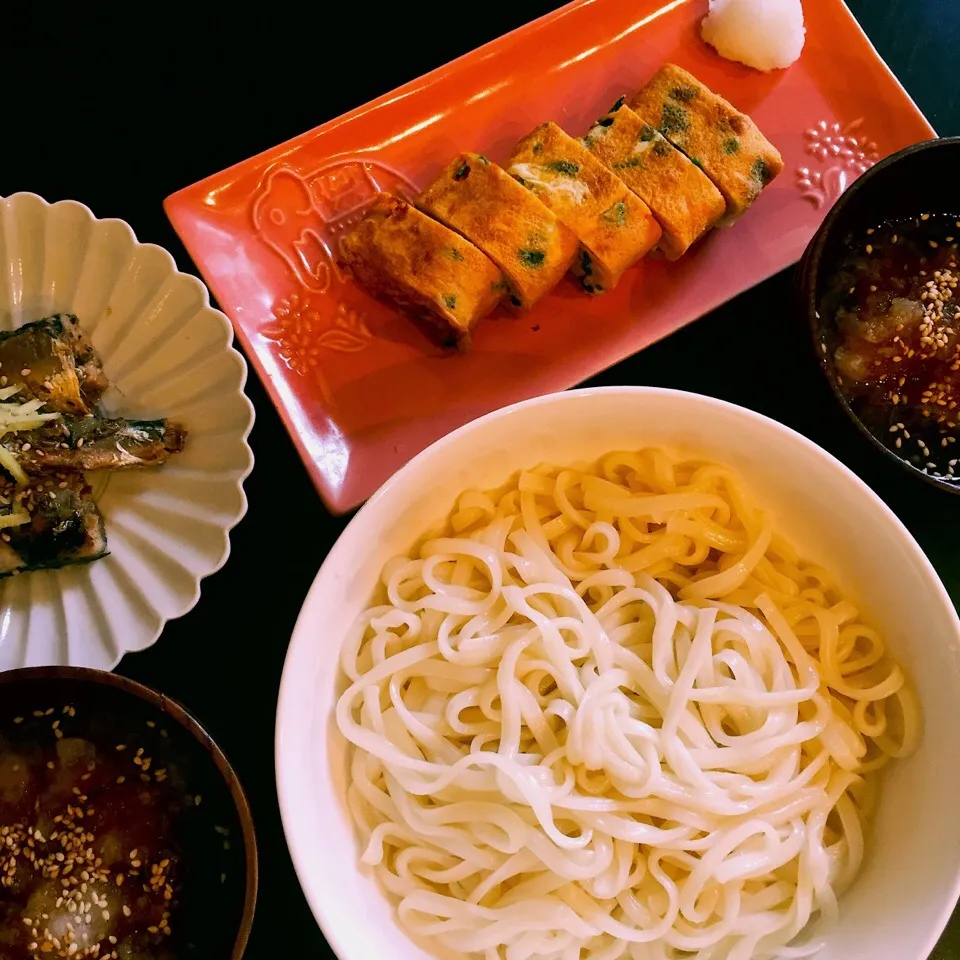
top-left (3, 707), bottom-right (180, 956)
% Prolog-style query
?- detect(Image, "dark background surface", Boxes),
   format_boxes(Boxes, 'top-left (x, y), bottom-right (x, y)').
top-left (6, 2), bottom-right (960, 957)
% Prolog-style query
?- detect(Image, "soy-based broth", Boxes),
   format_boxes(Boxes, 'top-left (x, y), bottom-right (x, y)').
top-left (825, 213), bottom-right (960, 480)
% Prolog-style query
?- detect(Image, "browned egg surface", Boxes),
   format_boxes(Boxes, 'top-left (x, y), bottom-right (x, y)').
top-left (826, 213), bottom-right (960, 480)
top-left (0, 707), bottom-right (191, 960)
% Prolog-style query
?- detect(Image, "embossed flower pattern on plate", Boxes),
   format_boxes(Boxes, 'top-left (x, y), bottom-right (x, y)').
top-left (262, 295), bottom-right (371, 376)
top-left (797, 119), bottom-right (880, 209)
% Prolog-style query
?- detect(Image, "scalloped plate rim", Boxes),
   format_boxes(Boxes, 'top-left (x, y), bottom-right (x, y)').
top-left (0, 191), bottom-right (256, 670)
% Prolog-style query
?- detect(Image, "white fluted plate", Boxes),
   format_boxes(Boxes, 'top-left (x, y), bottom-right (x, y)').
top-left (0, 193), bottom-right (254, 670)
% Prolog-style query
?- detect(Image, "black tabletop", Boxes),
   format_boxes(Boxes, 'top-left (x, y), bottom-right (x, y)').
top-left (8, 4), bottom-right (960, 958)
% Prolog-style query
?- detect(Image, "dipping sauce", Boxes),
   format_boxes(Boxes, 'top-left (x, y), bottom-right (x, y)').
top-left (824, 213), bottom-right (960, 481)
top-left (0, 705), bottom-right (191, 960)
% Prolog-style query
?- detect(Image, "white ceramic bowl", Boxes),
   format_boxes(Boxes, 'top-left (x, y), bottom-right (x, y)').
top-left (276, 387), bottom-right (960, 960)
top-left (0, 193), bottom-right (254, 670)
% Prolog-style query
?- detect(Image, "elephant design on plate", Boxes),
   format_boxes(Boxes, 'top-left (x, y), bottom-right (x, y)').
top-left (250, 160), bottom-right (420, 292)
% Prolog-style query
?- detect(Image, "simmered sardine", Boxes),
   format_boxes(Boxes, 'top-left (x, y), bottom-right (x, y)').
top-left (0, 313), bottom-right (186, 582)
top-left (0, 474), bottom-right (107, 577)
top-left (10, 417), bottom-right (187, 474)
top-left (0, 315), bottom-right (108, 416)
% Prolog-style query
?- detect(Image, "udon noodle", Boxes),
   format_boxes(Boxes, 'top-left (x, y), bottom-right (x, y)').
top-left (335, 449), bottom-right (920, 960)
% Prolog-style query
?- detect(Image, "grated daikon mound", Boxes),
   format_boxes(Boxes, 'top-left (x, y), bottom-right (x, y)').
top-left (701, 0), bottom-right (805, 72)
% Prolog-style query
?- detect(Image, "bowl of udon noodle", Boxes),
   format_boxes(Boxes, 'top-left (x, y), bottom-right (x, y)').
top-left (275, 387), bottom-right (960, 960)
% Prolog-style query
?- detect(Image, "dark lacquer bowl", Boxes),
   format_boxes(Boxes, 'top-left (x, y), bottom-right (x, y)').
top-left (0, 667), bottom-right (257, 959)
top-left (796, 136), bottom-right (960, 494)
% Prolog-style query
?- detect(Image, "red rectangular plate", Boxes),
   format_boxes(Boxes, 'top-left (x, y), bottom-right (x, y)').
top-left (165, 0), bottom-right (935, 514)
